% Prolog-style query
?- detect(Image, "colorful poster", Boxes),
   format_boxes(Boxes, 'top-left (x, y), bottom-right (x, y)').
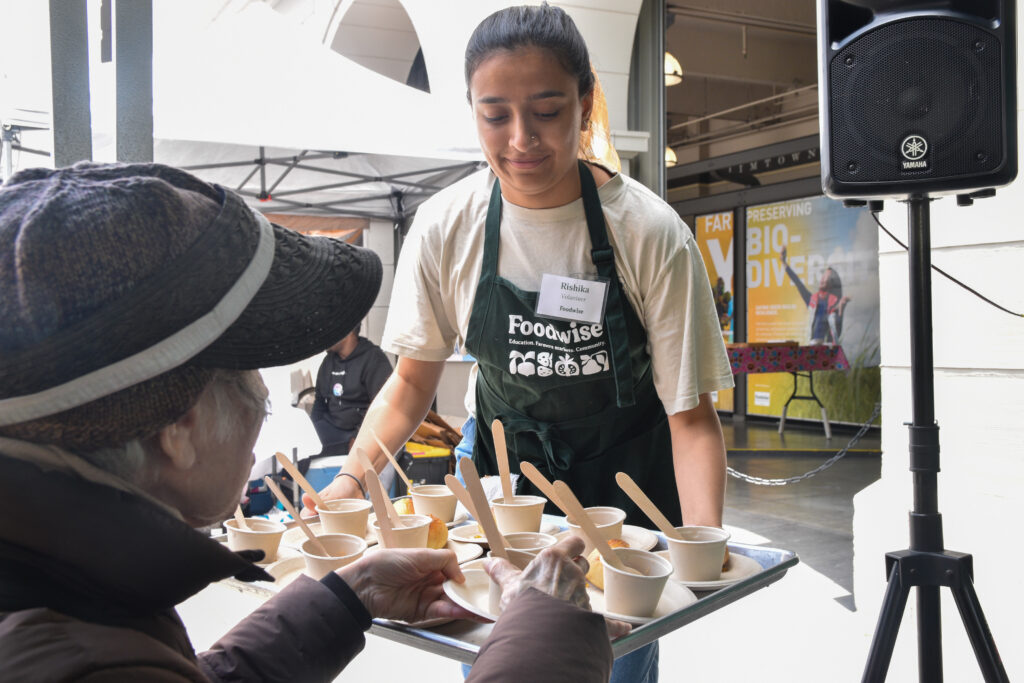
top-left (695, 210), bottom-right (735, 411)
top-left (745, 196), bottom-right (880, 422)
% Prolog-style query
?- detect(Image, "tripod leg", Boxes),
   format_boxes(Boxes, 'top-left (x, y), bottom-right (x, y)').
top-left (917, 586), bottom-right (942, 682)
top-left (950, 579), bottom-right (1009, 682)
top-left (863, 563), bottom-right (910, 682)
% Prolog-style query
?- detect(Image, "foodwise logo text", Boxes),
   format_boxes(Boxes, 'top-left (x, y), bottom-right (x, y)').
top-left (900, 135), bottom-right (929, 170)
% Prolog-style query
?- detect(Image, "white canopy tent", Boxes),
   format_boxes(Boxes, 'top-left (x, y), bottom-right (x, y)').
top-left (1, 0), bottom-right (646, 220)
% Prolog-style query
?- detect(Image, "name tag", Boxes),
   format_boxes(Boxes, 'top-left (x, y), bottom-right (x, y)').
top-left (535, 274), bottom-right (608, 324)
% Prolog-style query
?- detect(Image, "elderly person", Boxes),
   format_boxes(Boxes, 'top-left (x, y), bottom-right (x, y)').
top-left (0, 163), bottom-right (618, 682)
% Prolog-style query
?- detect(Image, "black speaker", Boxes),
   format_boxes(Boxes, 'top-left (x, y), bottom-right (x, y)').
top-left (819, 0), bottom-right (1017, 198)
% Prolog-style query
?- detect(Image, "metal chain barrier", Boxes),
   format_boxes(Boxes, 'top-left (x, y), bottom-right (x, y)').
top-left (726, 402), bottom-right (881, 486)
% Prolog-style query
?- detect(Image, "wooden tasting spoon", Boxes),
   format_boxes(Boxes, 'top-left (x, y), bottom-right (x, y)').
top-left (353, 448), bottom-right (403, 530)
top-left (614, 472), bottom-right (683, 541)
top-left (364, 468), bottom-right (399, 548)
top-left (518, 461), bottom-right (566, 514)
top-left (457, 458), bottom-right (509, 559)
top-left (233, 505), bottom-right (250, 531)
top-left (369, 429), bottom-right (414, 492)
top-left (263, 475), bottom-right (329, 557)
top-left (491, 419), bottom-right (515, 504)
top-left (274, 451), bottom-right (325, 510)
top-left (552, 480), bottom-right (640, 576)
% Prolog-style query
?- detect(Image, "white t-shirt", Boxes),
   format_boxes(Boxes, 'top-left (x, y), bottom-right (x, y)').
top-left (382, 168), bottom-right (734, 416)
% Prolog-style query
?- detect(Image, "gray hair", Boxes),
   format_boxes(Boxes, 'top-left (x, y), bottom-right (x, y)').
top-left (78, 369), bottom-right (268, 485)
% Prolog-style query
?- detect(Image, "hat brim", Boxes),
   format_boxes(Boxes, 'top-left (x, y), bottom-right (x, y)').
top-left (191, 221), bottom-right (382, 370)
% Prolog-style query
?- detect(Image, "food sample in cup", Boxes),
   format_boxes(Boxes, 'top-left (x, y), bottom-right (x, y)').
top-left (490, 494), bottom-right (546, 534)
top-left (584, 539), bottom-right (630, 590)
top-left (315, 498), bottom-right (372, 536)
top-left (300, 533), bottom-right (367, 579)
top-left (409, 484), bottom-right (457, 523)
top-left (224, 518), bottom-right (287, 563)
top-left (664, 525), bottom-right (730, 582)
top-left (371, 513), bottom-right (432, 548)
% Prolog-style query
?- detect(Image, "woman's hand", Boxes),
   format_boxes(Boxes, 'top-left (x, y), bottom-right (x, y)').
top-left (335, 548), bottom-right (485, 623)
top-left (301, 475), bottom-right (362, 516)
top-left (483, 536), bottom-right (631, 638)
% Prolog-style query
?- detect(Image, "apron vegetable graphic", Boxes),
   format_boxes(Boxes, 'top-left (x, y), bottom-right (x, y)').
top-left (554, 353), bottom-right (580, 377)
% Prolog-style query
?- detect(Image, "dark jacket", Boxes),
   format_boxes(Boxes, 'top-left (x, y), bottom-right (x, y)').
top-left (311, 336), bottom-right (392, 432)
top-left (0, 438), bottom-right (613, 682)
top-left (0, 438), bottom-right (367, 682)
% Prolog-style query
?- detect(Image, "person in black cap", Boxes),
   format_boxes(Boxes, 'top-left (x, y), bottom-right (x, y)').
top-left (310, 327), bottom-right (392, 456)
top-left (0, 162), bottom-right (617, 682)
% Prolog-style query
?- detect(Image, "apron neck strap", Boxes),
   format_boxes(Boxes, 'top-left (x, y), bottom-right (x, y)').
top-left (483, 176), bottom-right (503, 275)
top-left (577, 161), bottom-right (636, 408)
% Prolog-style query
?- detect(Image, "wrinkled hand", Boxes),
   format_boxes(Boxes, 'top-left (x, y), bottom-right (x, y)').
top-left (484, 536), bottom-right (631, 639)
top-left (335, 548), bottom-right (485, 623)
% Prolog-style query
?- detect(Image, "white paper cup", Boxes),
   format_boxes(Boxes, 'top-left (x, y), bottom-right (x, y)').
top-left (224, 518), bottom-right (286, 563)
top-left (504, 531), bottom-right (558, 553)
top-left (488, 571), bottom-right (503, 616)
top-left (664, 525), bottom-right (730, 581)
top-left (486, 532), bottom-right (556, 570)
top-left (300, 533), bottom-right (367, 578)
top-left (371, 513), bottom-right (432, 548)
top-left (603, 548), bottom-right (673, 618)
top-left (566, 506), bottom-right (626, 556)
top-left (491, 495), bottom-right (546, 534)
top-left (409, 484), bottom-right (457, 523)
top-left (483, 537), bottom-right (556, 614)
top-left (315, 498), bottom-right (372, 536)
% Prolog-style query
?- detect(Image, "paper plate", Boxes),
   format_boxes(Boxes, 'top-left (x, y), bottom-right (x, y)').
top-left (655, 550), bottom-right (763, 590)
top-left (448, 523), bottom-right (489, 545)
top-left (444, 569), bottom-right (698, 626)
top-left (449, 520), bottom-right (564, 546)
top-left (447, 539), bottom-right (484, 563)
top-left (443, 569), bottom-right (499, 621)
top-left (586, 580), bottom-right (697, 625)
top-left (554, 524), bottom-right (659, 552)
top-left (264, 556), bottom-right (307, 589)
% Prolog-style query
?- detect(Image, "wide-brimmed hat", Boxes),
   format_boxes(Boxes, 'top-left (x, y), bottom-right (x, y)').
top-left (0, 162), bottom-right (382, 447)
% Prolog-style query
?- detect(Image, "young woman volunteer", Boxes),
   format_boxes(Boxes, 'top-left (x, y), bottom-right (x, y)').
top-left (318, 5), bottom-right (734, 679)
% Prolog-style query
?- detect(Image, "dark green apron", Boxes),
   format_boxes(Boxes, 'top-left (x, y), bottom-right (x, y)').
top-left (465, 161), bottom-right (681, 528)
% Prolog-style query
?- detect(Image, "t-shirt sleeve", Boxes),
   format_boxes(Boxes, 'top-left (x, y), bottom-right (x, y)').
top-left (381, 207), bottom-right (460, 361)
top-left (634, 215), bottom-right (734, 415)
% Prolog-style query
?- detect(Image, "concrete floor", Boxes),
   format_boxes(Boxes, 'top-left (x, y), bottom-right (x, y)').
top-left (721, 417), bottom-right (882, 610)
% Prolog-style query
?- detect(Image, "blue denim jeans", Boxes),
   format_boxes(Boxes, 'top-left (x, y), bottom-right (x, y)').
top-left (452, 414), bottom-right (476, 486)
top-left (456, 416), bottom-right (659, 682)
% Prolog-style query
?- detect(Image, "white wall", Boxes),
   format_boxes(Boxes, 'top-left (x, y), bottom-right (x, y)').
top-left (363, 218), bottom-right (395, 346)
top-left (850, 14), bottom-right (1024, 676)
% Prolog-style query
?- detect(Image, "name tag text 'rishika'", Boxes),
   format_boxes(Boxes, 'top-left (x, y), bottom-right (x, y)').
top-left (535, 274), bottom-right (608, 324)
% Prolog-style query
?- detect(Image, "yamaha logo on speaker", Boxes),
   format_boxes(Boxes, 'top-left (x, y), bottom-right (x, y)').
top-left (900, 135), bottom-right (929, 171)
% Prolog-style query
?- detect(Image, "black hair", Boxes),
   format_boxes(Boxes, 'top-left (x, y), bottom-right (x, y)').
top-left (465, 3), bottom-right (594, 100)
top-left (823, 267), bottom-right (843, 299)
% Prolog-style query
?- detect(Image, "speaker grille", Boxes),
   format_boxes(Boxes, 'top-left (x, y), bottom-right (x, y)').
top-left (830, 18), bottom-right (1003, 184)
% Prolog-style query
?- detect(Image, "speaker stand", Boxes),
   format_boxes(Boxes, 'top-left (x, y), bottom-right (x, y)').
top-left (862, 196), bottom-right (1008, 682)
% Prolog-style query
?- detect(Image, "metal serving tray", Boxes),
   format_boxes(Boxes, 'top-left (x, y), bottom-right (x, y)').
top-left (369, 516), bottom-right (799, 663)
